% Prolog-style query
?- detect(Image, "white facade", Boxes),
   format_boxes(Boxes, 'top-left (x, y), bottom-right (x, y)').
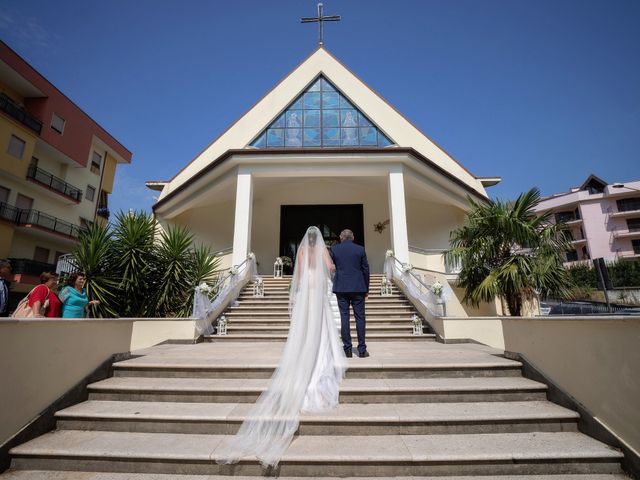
top-left (150, 48), bottom-right (501, 316)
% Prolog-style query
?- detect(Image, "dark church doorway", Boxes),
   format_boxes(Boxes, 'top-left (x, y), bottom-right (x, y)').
top-left (279, 204), bottom-right (364, 273)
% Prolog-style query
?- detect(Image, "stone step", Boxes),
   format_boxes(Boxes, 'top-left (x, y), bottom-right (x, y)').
top-left (226, 326), bottom-right (416, 335)
top-left (204, 333), bottom-right (436, 342)
top-left (228, 304), bottom-right (416, 311)
top-left (0, 473), bottom-right (632, 480)
top-left (236, 299), bottom-right (411, 305)
top-left (89, 377), bottom-right (545, 403)
top-left (111, 343), bottom-right (523, 379)
top-left (9, 431), bottom-right (624, 476)
top-left (224, 319), bottom-right (424, 327)
top-left (55, 400), bottom-right (578, 435)
top-left (224, 312), bottom-right (418, 318)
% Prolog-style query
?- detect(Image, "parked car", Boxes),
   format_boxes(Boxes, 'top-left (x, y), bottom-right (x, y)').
top-left (539, 302), bottom-right (551, 315)
top-left (616, 307), bottom-right (640, 315)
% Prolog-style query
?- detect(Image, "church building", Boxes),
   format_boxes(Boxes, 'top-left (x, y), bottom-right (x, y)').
top-left (148, 47), bottom-right (501, 316)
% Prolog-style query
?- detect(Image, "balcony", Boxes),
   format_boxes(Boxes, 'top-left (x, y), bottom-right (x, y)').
top-left (613, 229), bottom-right (640, 240)
top-left (0, 201), bottom-right (82, 239)
top-left (8, 258), bottom-right (56, 276)
top-left (609, 208), bottom-right (640, 219)
top-left (0, 94), bottom-right (42, 135)
top-left (27, 164), bottom-right (82, 203)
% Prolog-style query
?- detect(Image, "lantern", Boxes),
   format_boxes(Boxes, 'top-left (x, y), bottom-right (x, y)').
top-left (381, 277), bottom-right (393, 296)
top-left (217, 315), bottom-right (228, 336)
top-left (411, 314), bottom-right (423, 336)
top-left (273, 257), bottom-right (284, 278)
top-left (253, 277), bottom-right (264, 297)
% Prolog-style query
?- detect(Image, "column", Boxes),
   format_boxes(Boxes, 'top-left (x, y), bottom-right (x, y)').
top-left (388, 166), bottom-right (410, 264)
top-left (231, 168), bottom-right (253, 266)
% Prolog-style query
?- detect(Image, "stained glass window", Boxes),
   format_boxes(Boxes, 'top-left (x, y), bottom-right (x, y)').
top-left (250, 76), bottom-right (394, 148)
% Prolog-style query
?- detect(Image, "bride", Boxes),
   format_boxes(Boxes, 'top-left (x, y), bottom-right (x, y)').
top-left (216, 226), bottom-right (348, 467)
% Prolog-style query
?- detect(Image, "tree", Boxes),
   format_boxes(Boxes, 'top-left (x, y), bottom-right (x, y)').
top-left (71, 211), bottom-right (220, 318)
top-left (446, 188), bottom-right (573, 316)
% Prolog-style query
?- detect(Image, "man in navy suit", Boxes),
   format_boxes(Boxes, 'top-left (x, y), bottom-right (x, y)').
top-left (330, 229), bottom-right (370, 358)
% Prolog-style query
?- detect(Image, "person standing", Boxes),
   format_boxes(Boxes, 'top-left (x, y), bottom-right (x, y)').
top-left (59, 272), bottom-right (99, 318)
top-left (0, 259), bottom-right (11, 317)
top-left (28, 272), bottom-right (62, 317)
top-left (330, 229), bottom-right (370, 358)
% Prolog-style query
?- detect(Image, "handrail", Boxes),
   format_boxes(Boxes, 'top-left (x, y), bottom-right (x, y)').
top-left (192, 253), bottom-right (258, 336)
top-left (388, 255), bottom-right (434, 291)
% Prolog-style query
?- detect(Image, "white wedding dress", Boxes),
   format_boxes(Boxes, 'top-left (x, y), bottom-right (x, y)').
top-left (216, 226), bottom-right (348, 467)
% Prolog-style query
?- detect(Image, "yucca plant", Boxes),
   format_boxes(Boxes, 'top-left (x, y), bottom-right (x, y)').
top-left (72, 222), bottom-right (120, 317)
top-left (69, 211), bottom-right (220, 318)
top-left (151, 225), bottom-right (195, 317)
top-left (446, 188), bottom-right (573, 316)
top-left (111, 211), bottom-right (157, 317)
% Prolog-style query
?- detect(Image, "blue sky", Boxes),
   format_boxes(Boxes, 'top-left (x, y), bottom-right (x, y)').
top-left (2, 0), bottom-right (639, 214)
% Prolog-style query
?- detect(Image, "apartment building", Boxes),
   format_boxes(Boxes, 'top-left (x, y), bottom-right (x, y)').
top-left (534, 175), bottom-right (640, 264)
top-left (0, 41), bottom-right (132, 301)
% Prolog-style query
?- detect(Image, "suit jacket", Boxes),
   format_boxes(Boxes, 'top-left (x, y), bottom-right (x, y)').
top-left (330, 240), bottom-right (370, 294)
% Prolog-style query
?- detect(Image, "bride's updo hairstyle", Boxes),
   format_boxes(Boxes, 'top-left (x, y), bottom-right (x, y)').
top-left (307, 229), bottom-right (318, 246)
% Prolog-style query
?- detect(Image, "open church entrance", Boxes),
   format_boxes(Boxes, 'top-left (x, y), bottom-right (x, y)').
top-left (279, 204), bottom-right (364, 273)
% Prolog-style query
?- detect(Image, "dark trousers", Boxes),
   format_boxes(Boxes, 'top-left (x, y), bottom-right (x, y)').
top-left (336, 292), bottom-right (366, 354)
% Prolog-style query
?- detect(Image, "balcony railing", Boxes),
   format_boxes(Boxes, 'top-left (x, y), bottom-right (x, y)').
top-left (8, 258), bottom-right (56, 276)
top-left (0, 201), bottom-right (82, 239)
top-left (27, 164), bottom-right (83, 202)
top-left (0, 94), bottom-right (42, 134)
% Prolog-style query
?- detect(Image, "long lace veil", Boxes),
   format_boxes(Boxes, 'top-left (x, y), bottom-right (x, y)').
top-left (216, 226), bottom-right (347, 468)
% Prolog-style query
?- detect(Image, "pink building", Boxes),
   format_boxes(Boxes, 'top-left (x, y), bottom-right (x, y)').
top-left (534, 175), bottom-right (640, 263)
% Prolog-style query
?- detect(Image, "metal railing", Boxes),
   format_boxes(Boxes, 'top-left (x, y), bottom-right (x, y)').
top-left (27, 164), bottom-right (83, 202)
top-left (0, 201), bottom-right (83, 239)
top-left (0, 94), bottom-right (42, 134)
top-left (8, 258), bottom-right (56, 276)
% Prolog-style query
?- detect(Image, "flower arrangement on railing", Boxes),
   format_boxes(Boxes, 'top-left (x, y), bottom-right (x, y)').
top-left (401, 263), bottom-right (413, 273)
top-left (195, 282), bottom-right (214, 296)
top-left (430, 281), bottom-right (444, 298)
top-left (385, 249), bottom-right (394, 258)
top-left (229, 266), bottom-right (239, 276)
top-left (411, 314), bottom-right (423, 336)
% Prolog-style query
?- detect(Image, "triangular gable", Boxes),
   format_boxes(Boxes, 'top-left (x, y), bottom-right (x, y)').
top-left (159, 47), bottom-right (488, 202)
top-left (250, 76), bottom-right (393, 148)
top-left (579, 174), bottom-right (608, 192)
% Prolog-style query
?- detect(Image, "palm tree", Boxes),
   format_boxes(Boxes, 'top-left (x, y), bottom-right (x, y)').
top-left (446, 188), bottom-right (573, 316)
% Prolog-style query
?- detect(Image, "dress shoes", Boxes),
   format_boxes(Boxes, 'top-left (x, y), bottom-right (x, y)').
top-left (358, 350), bottom-right (370, 358)
top-left (345, 350), bottom-right (353, 358)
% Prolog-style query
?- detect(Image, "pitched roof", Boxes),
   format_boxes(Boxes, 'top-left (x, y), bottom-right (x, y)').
top-left (156, 47), bottom-right (489, 204)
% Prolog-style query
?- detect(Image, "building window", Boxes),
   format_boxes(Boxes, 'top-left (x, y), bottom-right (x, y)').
top-left (566, 250), bottom-right (579, 262)
top-left (51, 113), bottom-right (65, 134)
top-left (633, 239), bottom-right (640, 255)
top-left (86, 185), bottom-right (96, 202)
top-left (91, 151), bottom-right (102, 175)
top-left (627, 218), bottom-right (640, 233)
top-left (555, 210), bottom-right (576, 223)
top-left (0, 185), bottom-right (9, 204)
top-left (7, 135), bottom-right (26, 159)
top-left (617, 197), bottom-right (640, 212)
top-left (34, 246), bottom-right (50, 264)
top-left (250, 76), bottom-right (394, 148)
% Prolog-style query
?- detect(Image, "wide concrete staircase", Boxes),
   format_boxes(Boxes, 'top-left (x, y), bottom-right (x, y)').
top-left (2, 275), bottom-right (630, 478)
top-left (205, 274), bottom-right (436, 342)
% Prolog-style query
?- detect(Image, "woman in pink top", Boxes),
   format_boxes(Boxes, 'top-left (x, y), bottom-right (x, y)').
top-left (28, 272), bottom-right (62, 317)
